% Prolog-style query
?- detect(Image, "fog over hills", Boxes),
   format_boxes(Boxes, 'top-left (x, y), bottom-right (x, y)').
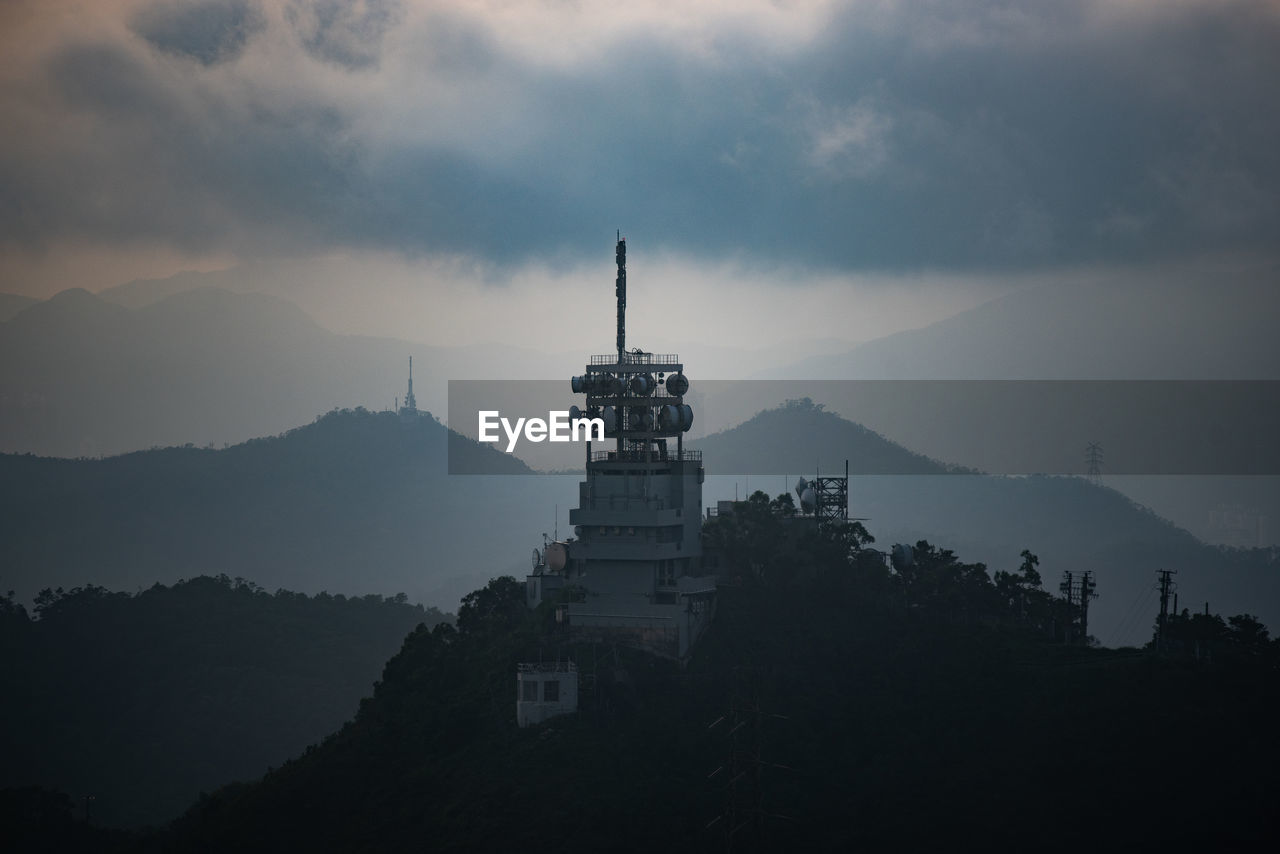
top-left (2, 269), bottom-right (1275, 553)
top-left (750, 266), bottom-right (1280, 548)
top-left (0, 408), bottom-right (579, 614)
top-left (0, 286), bottom-right (571, 458)
top-left (4, 398), bottom-right (1273, 650)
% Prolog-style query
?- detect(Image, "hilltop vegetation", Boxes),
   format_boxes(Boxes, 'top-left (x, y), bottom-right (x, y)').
top-left (137, 513), bottom-right (1279, 852)
top-left (0, 575), bottom-right (449, 828)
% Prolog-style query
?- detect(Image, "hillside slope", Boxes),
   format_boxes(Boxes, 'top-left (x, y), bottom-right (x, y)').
top-left (150, 576), bottom-right (1279, 852)
top-left (0, 576), bottom-right (446, 828)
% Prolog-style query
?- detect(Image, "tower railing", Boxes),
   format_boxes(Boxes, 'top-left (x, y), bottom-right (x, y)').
top-left (590, 449), bottom-right (701, 463)
top-left (589, 353), bottom-right (680, 366)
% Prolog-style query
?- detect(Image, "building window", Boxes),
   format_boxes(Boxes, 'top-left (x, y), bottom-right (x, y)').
top-left (543, 680), bottom-right (560, 702)
top-left (521, 680), bottom-right (537, 702)
top-left (659, 560), bottom-right (676, 587)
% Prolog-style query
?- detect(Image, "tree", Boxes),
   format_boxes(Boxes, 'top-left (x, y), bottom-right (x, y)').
top-left (457, 576), bottom-right (527, 636)
top-left (896, 540), bottom-right (998, 622)
top-left (993, 550), bottom-right (1046, 626)
top-left (1227, 614), bottom-right (1270, 656)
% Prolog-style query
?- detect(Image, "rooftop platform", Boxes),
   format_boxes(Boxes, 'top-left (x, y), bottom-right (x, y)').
top-left (588, 352), bottom-right (681, 370)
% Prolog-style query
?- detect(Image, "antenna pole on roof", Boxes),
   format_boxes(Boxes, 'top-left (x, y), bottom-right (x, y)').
top-left (615, 231), bottom-right (626, 363)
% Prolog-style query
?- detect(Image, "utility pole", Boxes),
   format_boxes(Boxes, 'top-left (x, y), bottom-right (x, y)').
top-left (1058, 570), bottom-right (1098, 645)
top-left (1156, 569), bottom-right (1177, 654)
top-left (1078, 570), bottom-right (1098, 643)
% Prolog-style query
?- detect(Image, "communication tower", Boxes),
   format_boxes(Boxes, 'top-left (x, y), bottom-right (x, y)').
top-left (525, 234), bottom-right (716, 660)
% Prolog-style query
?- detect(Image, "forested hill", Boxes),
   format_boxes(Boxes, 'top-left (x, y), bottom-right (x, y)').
top-left (0, 407), bottom-right (537, 609)
top-left (145, 545), bottom-right (1279, 852)
top-left (0, 575), bottom-right (449, 829)
top-left (692, 397), bottom-right (959, 475)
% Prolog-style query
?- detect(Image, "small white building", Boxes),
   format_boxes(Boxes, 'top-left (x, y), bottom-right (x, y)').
top-left (516, 661), bottom-right (578, 728)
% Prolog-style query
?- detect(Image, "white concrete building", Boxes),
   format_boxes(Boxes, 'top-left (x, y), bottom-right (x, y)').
top-left (516, 661), bottom-right (579, 728)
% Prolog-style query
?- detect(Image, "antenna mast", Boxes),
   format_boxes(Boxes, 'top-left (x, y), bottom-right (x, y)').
top-left (615, 231), bottom-right (626, 363)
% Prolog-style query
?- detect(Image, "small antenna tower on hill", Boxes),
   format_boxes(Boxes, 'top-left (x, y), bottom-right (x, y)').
top-left (1085, 441), bottom-right (1103, 484)
top-left (401, 356), bottom-right (417, 415)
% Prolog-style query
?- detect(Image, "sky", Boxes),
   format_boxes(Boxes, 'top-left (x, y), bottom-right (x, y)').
top-left (1, 0), bottom-right (1278, 350)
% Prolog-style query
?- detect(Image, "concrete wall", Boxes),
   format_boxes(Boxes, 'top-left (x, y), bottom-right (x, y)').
top-left (515, 666), bottom-right (579, 728)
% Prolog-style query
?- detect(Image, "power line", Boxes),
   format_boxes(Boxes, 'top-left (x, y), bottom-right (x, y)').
top-left (1113, 584), bottom-right (1158, 648)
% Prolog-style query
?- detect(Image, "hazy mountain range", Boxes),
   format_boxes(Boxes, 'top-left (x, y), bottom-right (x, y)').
top-left (3, 399), bottom-right (1275, 649)
top-left (1, 267), bottom-right (1275, 562)
top-left (0, 408), bottom-right (577, 616)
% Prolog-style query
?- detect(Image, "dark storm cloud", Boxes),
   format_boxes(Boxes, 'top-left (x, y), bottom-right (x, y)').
top-left (132, 0), bottom-right (265, 66)
top-left (4, 0), bottom-right (1279, 271)
top-left (8, 40), bottom-right (360, 255)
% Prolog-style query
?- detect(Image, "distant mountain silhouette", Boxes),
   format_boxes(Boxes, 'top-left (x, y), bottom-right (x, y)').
top-left (0, 408), bottom-right (583, 614)
top-left (693, 397), bottom-right (961, 475)
top-left (97, 270), bottom-right (229, 309)
top-left (0, 292), bottom-right (39, 322)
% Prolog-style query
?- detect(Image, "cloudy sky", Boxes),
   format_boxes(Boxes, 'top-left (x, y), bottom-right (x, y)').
top-left (1, 0), bottom-right (1277, 347)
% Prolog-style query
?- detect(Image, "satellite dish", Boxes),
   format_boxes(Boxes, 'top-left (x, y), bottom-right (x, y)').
top-left (532, 548), bottom-right (542, 569)
top-left (799, 487), bottom-right (816, 514)
top-left (630, 373), bottom-right (654, 395)
top-left (890, 543), bottom-right (914, 572)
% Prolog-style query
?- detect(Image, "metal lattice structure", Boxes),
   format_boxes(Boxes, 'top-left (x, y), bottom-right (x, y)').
top-left (1085, 441), bottom-right (1103, 483)
top-left (812, 476), bottom-right (849, 529)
